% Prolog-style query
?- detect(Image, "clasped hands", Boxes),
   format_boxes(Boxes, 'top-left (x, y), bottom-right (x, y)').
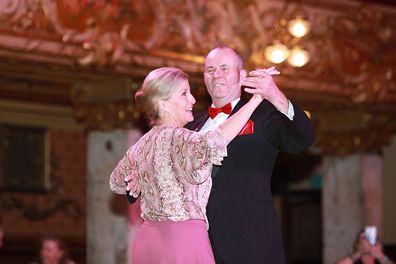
top-left (242, 66), bottom-right (280, 101)
top-left (242, 67), bottom-right (289, 113)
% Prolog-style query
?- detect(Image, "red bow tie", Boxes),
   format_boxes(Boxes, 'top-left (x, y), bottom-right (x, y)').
top-left (208, 103), bottom-right (232, 119)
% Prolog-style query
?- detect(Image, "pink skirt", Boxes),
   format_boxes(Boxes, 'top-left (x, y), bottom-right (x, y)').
top-left (131, 219), bottom-right (215, 264)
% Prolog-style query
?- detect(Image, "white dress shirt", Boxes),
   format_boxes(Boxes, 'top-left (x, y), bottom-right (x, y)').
top-left (199, 98), bottom-right (295, 133)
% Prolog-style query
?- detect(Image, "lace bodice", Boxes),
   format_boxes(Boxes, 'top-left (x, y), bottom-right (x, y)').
top-left (110, 125), bottom-right (227, 224)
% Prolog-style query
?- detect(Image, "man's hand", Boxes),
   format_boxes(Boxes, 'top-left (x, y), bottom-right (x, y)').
top-left (242, 67), bottom-right (288, 113)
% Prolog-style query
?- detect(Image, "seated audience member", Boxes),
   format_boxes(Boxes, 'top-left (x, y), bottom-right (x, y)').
top-left (336, 230), bottom-right (394, 264)
top-left (31, 235), bottom-right (75, 264)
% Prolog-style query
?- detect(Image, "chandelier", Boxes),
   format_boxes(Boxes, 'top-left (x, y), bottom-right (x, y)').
top-left (264, 4), bottom-right (311, 67)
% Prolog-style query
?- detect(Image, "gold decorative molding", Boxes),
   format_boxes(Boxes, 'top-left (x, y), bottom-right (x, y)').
top-left (0, 100), bottom-right (84, 130)
top-left (0, 0), bottom-right (395, 105)
top-left (73, 100), bottom-right (141, 130)
top-left (315, 115), bottom-right (396, 155)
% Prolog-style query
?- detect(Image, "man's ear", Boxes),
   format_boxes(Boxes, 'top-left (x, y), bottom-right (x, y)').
top-left (240, 69), bottom-right (247, 80)
top-left (239, 69), bottom-right (247, 85)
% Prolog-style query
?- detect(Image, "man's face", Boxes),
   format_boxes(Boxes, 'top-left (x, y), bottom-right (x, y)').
top-left (204, 48), bottom-right (245, 107)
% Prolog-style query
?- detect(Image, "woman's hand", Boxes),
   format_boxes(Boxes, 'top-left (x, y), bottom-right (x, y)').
top-left (125, 175), bottom-right (140, 198)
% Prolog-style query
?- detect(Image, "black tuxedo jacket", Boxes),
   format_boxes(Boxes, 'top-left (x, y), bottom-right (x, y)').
top-left (185, 99), bottom-right (315, 264)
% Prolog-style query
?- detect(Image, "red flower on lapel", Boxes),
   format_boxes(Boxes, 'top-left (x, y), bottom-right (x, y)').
top-left (239, 119), bottom-right (254, 135)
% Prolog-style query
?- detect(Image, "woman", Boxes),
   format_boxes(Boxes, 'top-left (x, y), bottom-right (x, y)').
top-left (109, 67), bottom-right (278, 263)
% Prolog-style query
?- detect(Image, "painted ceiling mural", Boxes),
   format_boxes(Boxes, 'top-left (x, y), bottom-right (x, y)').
top-left (0, 0), bottom-right (396, 154)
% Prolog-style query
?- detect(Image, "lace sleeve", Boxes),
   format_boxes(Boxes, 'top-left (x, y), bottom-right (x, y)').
top-left (109, 148), bottom-right (140, 196)
top-left (170, 128), bottom-right (227, 184)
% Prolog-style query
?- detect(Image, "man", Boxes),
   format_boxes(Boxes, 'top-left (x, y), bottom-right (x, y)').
top-left (185, 45), bottom-right (315, 263)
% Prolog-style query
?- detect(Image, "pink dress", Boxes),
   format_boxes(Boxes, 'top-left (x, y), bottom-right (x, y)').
top-left (110, 125), bottom-right (227, 264)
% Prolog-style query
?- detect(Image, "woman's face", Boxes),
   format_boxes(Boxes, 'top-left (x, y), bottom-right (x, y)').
top-left (161, 80), bottom-right (196, 127)
top-left (41, 240), bottom-right (63, 264)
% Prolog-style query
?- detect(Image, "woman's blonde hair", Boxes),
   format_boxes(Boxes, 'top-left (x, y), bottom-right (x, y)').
top-left (135, 67), bottom-right (188, 125)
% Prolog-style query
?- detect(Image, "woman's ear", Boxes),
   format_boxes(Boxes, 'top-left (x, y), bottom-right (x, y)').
top-left (157, 100), bottom-right (169, 118)
top-left (158, 100), bottom-right (167, 111)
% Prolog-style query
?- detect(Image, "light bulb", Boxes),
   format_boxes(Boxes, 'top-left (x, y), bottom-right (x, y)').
top-left (264, 43), bottom-right (289, 64)
top-left (288, 17), bottom-right (310, 38)
top-left (288, 47), bottom-right (310, 67)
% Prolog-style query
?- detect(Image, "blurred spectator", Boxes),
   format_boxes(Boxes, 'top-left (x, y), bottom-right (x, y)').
top-left (31, 235), bottom-right (75, 264)
top-left (336, 230), bottom-right (394, 264)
